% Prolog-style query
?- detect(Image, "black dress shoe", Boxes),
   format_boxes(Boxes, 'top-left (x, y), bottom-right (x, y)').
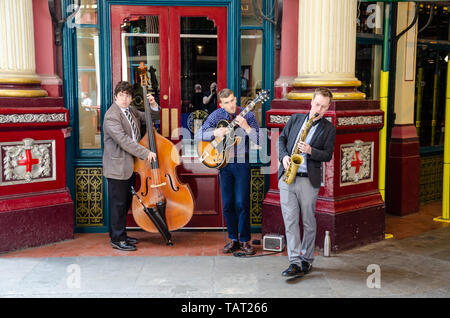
top-left (126, 236), bottom-right (139, 244)
top-left (301, 260), bottom-right (312, 274)
top-left (282, 264), bottom-right (304, 277)
top-left (111, 241), bottom-right (137, 251)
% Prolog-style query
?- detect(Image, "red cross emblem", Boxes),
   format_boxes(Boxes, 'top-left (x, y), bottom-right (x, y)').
top-left (351, 151), bottom-right (363, 173)
top-left (17, 149), bottom-right (40, 173)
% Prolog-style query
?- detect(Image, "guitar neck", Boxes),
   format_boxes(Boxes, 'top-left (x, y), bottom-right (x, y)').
top-left (209, 91), bottom-right (267, 149)
top-left (228, 102), bottom-right (255, 129)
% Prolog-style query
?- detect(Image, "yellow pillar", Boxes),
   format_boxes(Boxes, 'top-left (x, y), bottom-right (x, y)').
top-left (434, 59), bottom-right (450, 223)
top-left (379, 70), bottom-right (389, 201)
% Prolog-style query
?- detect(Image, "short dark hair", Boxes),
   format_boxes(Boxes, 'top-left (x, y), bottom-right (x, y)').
top-left (218, 88), bottom-right (234, 102)
top-left (313, 87), bottom-right (333, 101)
top-left (114, 81), bottom-right (134, 97)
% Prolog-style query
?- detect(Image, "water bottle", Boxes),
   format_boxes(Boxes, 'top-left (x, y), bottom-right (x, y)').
top-left (323, 231), bottom-right (331, 257)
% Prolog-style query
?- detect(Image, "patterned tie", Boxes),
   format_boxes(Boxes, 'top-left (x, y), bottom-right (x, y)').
top-left (124, 108), bottom-right (139, 141)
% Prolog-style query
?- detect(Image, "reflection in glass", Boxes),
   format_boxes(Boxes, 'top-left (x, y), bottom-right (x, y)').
top-left (415, 47), bottom-right (447, 147)
top-left (356, 1), bottom-right (383, 34)
top-left (355, 43), bottom-right (382, 100)
top-left (417, 4), bottom-right (449, 41)
top-left (76, 0), bottom-right (97, 25)
top-left (180, 17), bottom-right (218, 157)
top-left (241, 29), bottom-right (263, 127)
top-left (241, 0), bottom-right (264, 26)
top-left (121, 16), bottom-right (161, 113)
top-left (77, 28), bottom-right (100, 149)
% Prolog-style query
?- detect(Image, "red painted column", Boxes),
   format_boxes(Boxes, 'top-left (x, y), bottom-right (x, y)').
top-left (279, 0), bottom-right (298, 78)
top-left (263, 100), bottom-right (385, 251)
top-left (262, 0), bottom-right (385, 252)
top-left (0, 1), bottom-right (73, 253)
top-left (0, 98), bottom-right (73, 253)
top-left (386, 125), bottom-right (420, 215)
top-left (33, 0), bottom-right (63, 97)
top-left (274, 0), bottom-right (298, 99)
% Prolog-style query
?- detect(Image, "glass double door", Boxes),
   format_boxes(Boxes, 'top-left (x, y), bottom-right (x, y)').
top-left (110, 5), bottom-right (227, 227)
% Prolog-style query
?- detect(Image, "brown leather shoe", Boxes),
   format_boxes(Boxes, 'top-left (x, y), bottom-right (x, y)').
top-left (240, 241), bottom-right (255, 255)
top-left (223, 240), bottom-right (240, 253)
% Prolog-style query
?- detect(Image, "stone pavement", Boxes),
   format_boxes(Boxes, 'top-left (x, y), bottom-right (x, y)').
top-left (1, 226), bottom-right (450, 299)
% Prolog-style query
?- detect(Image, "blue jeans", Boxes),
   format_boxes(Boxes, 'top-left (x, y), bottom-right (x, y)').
top-left (219, 162), bottom-right (251, 242)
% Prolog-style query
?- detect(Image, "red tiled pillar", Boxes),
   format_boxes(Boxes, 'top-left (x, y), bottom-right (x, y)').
top-left (386, 125), bottom-right (420, 215)
top-left (0, 0), bottom-right (73, 253)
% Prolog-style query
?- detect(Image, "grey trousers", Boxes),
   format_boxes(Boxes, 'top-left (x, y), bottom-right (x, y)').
top-left (278, 176), bottom-right (320, 265)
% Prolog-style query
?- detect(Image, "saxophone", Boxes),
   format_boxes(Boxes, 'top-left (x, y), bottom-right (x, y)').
top-left (282, 113), bottom-right (319, 184)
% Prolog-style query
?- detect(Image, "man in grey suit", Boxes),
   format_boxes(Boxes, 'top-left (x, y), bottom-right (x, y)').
top-left (103, 81), bottom-right (160, 251)
top-left (278, 87), bottom-right (336, 277)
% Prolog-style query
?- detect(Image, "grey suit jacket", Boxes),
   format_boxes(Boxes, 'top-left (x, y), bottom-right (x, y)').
top-left (102, 102), bottom-right (160, 180)
top-left (277, 113), bottom-right (336, 188)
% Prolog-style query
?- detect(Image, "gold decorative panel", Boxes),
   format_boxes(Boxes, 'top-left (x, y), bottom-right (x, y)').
top-left (171, 108), bottom-right (178, 139)
top-left (340, 140), bottom-right (374, 186)
top-left (75, 167), bottom-right (103, 226)
top-left (162, 108), bottom-right (169, 137)
top-left (250, 168), bottom-right (265, 226)
top-left (420, 155), bottom-right (443, 203)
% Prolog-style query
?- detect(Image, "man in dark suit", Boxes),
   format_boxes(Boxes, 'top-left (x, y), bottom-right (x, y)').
top-left (278, 87), bottom-right (336, 277)
top-left (103, 81), bottom-right (160, 251)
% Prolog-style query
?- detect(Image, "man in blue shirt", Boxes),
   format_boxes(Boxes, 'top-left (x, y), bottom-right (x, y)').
top-left (195, 88), bottom-right (260, 255)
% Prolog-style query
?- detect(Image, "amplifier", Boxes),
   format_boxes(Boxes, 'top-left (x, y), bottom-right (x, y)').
top-left (263, 234), bottom-right (285, 252)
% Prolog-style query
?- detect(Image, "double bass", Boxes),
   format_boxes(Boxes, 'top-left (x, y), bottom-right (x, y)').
top-left (131, 63), bottom-right (194, 245)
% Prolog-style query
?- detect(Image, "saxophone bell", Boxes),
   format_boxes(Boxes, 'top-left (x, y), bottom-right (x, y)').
top-left (291, 154), bottom-right (303, 166)
top-left (282, 154), bottom-right (304, 184)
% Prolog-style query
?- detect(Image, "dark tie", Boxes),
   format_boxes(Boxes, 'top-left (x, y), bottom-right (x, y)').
top-left (124, 108), bottom-right (139, 141)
